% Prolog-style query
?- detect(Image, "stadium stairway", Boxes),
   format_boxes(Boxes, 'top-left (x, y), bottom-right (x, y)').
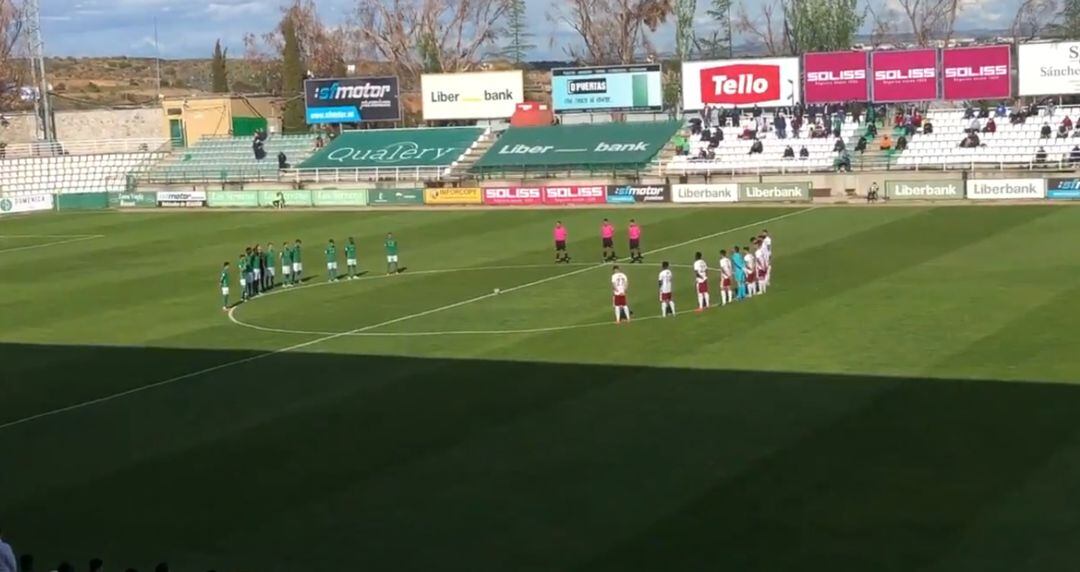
top-left (143, 134), bottom-right (318, 183)
top-left (446, 128), bottom-right (495, 179)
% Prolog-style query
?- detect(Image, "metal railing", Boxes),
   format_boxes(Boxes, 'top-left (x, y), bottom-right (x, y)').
top-left (0, 138), bottom-right (170, 159)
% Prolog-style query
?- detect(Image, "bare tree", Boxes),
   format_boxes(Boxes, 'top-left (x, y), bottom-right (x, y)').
top-left (896, 0), bottom-right (964, 47)
top-left (550, 0), bottom-right (674, 65)
top-left (0, 0), bottom-right (24, 109)
top-left (244, 0), bottom-right (346, 92)
top-left (349, 0), bottom-right (511, 87)
top-left (734, 0), bottom-right (787, 56)
top-left (1010, 0), bottom-right (1057, 42)
top-left (864, 0), bottom-right (898, 47)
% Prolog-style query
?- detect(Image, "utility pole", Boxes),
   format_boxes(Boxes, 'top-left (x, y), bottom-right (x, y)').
top-left (23, 0), bottom-right (53, 141)
top-left (155, 17), bottom-right (162, 97)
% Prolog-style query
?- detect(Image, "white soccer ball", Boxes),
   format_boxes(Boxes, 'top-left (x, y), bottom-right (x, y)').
top-left (493, 288), bottom-right (501, 295)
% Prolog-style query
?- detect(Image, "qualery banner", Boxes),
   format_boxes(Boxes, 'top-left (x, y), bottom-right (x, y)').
top-left (804, 52), bottom-right (869, 103)
top-left (671, 183), bottom-right (739, 203)
top-left (1018, 42), bottom-right (1080, 96)
top-left (682, 57), bottom-right (801, 110)
top-left (421, 71), bottom-right (524, 120)
top-left (551, 64), bottom-right (663, 113)
top-left (606, 184), bottom-right (669, 204)
top-left (966, 179), bottom-right (1045, 200)
top-left (1046, 178), bottom-right (1080, 199)
top-left (942, 45), bottom-right (1011, 101)
top-left (885, 180), bottom-right (963, 200)
top-left (738, 182), bottom-right (811, 202)
top-left (542, 185), bottom-right (606, 205)
top-left (482, 187), bottom-right (544, 206)
top-left (872, 49), bottom-right (938, 103)
top-left (157, 190), bottom-right (207, 208)
top-left (304, 77), bottom-right (401, 123)
top-left (423, 187), bottom-right (483, 205)
top-left (0, 193), bottom-right (53, 214)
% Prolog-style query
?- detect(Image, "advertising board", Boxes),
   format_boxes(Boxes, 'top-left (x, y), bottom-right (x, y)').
top-left (423, 187), bottom-right (483, 205)
top-left (884, 180), bottom-right (963, 200)
top-left (112, 192), bottom-right (157, 208)
top-left (682, 57), bottom-right (801, 110)
top-left (671, 183), bottom-right (739, 203)
top-left (0, 193), bottom-right (53, 214)
top-left (157, 190), bottom-right (207, 208)
top-left (311, 189), bottom-right (369, 206)
top-left (871, 49), bottom-right (939, 103)
top-left (738, 182), bottom-right (811, 202)
top-left (421, 71), bottom-right (524, 120)
top-left (207, 191), bottom-right (258, 208)
top-left (256, 190), bottom-right (313, 207)
top-left (482, 186), bottom-right (544, 206)
top-left (304, 77), bottom-right (401, 123)
top-left (1018, 42), bottom-right (1080, 96)
top-left (966, 179), bottom-right (1045, 200)
top-left (605, 184), bottom-right (669, 204)
top-left (804, 52), bottom-right (869, 103)
top-left (542, 185), bottom-right (607, 205)
top-left (942, 45), bottom-right (1011, 101)
top-left (1045, 177), bottom-right (1080, 199)
top-left (368, 189), bottom-right (424, 206)
top-left (551, 64), bottom-right (663, 113)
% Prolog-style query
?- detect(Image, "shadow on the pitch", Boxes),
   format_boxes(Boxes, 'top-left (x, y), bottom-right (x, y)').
top-left (2, 342), bottom-right (1080, 572)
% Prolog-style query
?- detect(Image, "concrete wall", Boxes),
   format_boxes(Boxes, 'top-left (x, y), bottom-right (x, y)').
top-left (0, 113), bottom-right (41, 144)
top-left (54, 108), bottom-right (165, 141)
top-left (163, 97), bottom-right (231, 144)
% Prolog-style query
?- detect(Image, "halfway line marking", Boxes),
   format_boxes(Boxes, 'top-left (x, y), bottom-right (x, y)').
top-left (0, 234), bottom-right (105, 254)
top-left (0, 208), bottom-right (814, 431)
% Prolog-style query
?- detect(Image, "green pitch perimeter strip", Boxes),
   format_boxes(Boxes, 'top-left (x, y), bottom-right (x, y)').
top-left (0, 208), bottom-right (815, 432)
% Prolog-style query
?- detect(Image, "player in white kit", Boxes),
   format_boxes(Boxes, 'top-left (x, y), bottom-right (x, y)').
top-left (754, 240), bottom-right (768, 295)
top-left (658, 261), bottom-right (675, 317)
top-left (719, 249), bottom-right (734, 305)
top-left (692, 252), bottom-right (710, 311)
top-left (760, 230), bottom-right (772, 287)
top-left (743, 247), bottom-right (757, 297)
top-left (611, 266), bottom-right (630, 323)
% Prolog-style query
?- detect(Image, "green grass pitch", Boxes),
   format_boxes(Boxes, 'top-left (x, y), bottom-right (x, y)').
top-left (2, 205), bottom-right (1080, 571)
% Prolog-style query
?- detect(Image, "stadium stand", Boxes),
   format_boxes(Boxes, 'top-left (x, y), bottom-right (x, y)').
top-left (0, 139), bottom-right (168, 196)
top-left (896, 106), bottom-right (1080, 169)
top-left (665, 115), bottom-right (861, 175)
top-left (471, 121), bottom-right (681, 178)
top-left (143, 133), bottom-right (317, 183)
top-left (295, 126), bottom-right (490, 182)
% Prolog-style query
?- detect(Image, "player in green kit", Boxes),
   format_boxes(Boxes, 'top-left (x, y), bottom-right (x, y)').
top-left (281, 241), bottom-right (293, 287)
top-left (248, 247), bottom-right (261, 296)
top-left (220, 261), bottom-right (230, 310)
top-left (293, 239), bottom-right (303, 283)
top-left (325, 239), bottom-right (339, 281)
top-left (345, 237), bottom-right (358, 280)
top-left (265, 242), bottom-right (276, 290)
top-left (384, 232), bottom-right (399, 275)
top-left (238, 253), bottom-right (249, 300)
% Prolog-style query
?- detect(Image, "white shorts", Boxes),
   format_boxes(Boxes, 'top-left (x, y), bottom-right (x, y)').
top-left (268, 267), bottom-right (275, 277)
top-left (221, 286), bottom-right (229, 295)
top-left (347, 258), bottom-right (357, 266)
top-left (253, 268), bottom-right (262, 279)
top-left (293, 262), bottom-right (302, 272)
top-left (240, 278), bottom-right (247, 287)
top-left (327, 261), bottom-right (338, 270)
top-left (282, 265), bottom-right (292, 275)
top-left (387, 255), bottom-right (399, 263)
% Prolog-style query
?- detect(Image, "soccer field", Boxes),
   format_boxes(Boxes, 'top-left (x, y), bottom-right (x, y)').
top-left (3, 204), bottom-right (1080, 571)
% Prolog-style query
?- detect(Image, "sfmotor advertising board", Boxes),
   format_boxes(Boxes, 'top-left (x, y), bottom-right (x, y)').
top-left (942, 45), bottom-right (1011, 101)
top-left (966, 179), bottom-right (1045, 200)
top-left (157, 190), bottom-right (207, 207)
top-left (304, 77), bottom-right (401, 123)
top-left (804, 52), bottom-right (869, 103)
top-left (1018, 42), bottom-right (1080, 96)
top-left (421, 71), bottom-right (524, 121)
top-left (871, 49), bottom-right (938, 103)
top-left (605, 184), bottom-right (669, 204)
top-left (551, 64), bottom-right (663, 113)
top-left (671, 183), bottom-right (738, 203)
top-left (542, 185), bottom-right (606, 205)
top-left (682, 57), bottom-right (801, 110)
top-left (1046, 177), bottom-right (1080, 199)
top-left (482, 187), bottom-right (544, 206)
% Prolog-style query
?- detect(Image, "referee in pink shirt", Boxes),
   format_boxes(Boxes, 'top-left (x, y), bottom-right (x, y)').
top-left (601, 218), bottom-right (616, 262)
top-left (553, 221), bottom-right (570, 263)
top-left (628, 219), bottom-right (643, 263)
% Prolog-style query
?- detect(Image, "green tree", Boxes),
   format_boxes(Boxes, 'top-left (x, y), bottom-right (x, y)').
top-left (695, 0), bottom-right (732, 59)
top-left (281, 13), bottom-right (307, 133)
top-left (498, 0), bottom-right (535, 65)
top-left (1060, 0), bottom-right (1080, 38)
top-left (211, 39), bottom-right (230, 93)
top-left (783, 0), bottom-right (865, 54)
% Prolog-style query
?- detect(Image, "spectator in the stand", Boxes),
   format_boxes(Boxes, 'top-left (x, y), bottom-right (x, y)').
top-left (752, 105), bottom-right (762, 118)
top-left (314, 135), bottom-right (325, 150)
top-left (854, 136), bottom-right (867, 154)
top-left (922, 120), bottom-right (933, 135)
top-left (880, 135), bottom-right (893, 151)
top-left (799, 146), bottom-right (809, 159)
top-left (1058, 125), bottom-right (1070, 139)
top-left (252, 134), bottom-right (266, 160)
top-left (1041, 123), bottom-right (1053, 139)
top-left (782, 145), bottom-right (795, 159)
top-left (978, 104), bottom-right (990, 118)
top-left (968, 117), bottom-right (981, 133)
top-left (1035, 146), bottom-right (1048, 164)
top-left (731, 107), bottom-right (740, 127)
top-left (739, 126), bottom-right (756, 140)
top-left (775, 113), bottom-right (788, 139)
top-left (984, 117), bottom-right (997, 134)
top-left (748, 138), bottom-right (764, 155)
top-left (834, 150), bottom-right (852, 172)
top-left (1070, 145), bottom-right (1080, 165)
top-left (277, 151), bottom-right (289, 170)
top-left (791, 115), bottom-right (803, 138)
top-left (1063, 115), bottom-right (1074, 131)
top-left (91, 558), bottom-right (104, 572)
top-left (0, 527), bottom-right (15, 572)
top-left (0, 142), bottom-right (6, 160)
top-left (833, 138), bottom-right (846, 153)
top-left (896, 135), bottom-right (908, 152)
top-left (963, 106), bottom-right (975, 120)
top-left (996, 102), bottom-right (1007, 118)
top-left (913, 109), bottom-right (923, 128)
top-left (959, 133), bottom-right (980, 148)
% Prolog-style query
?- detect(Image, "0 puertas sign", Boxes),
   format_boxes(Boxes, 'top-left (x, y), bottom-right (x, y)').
top-left (605, 184), bottom-right (669, 204)
top-left (966, 179), bottom-right (1045, 200)
top-left (884, 180), bottom-right (963, 200)
top-left (304, 77), bottom-right (401, 124)
top-left (738, 182), bottom-right (811, 202)
top-left (671, 183), bottom-right (738, 203)
top-left (551, 64), bottom-right (663, 113)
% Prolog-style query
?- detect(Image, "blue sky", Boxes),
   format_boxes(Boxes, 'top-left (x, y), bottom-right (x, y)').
top-left (41, 0), bottom-right (1022, 59)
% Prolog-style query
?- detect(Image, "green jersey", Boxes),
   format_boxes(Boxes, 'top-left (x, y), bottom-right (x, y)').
top-left (293, 244), bottom-right (302, 262)
top-left (384, 238), bottom-right (398, 255)
top-left (238, 255), bottom-right (248, 273)
top-left (345, 243), bottom-right (357, 259)
top-left (267, 248), bottom-right (275, 267)
top-left (282, 246), bottom-right (292, 266)
top-left (248, 253), bottom-right (258, 271)
top-left (325, 243), bottom-right (337, 262)
top-left (220, 269), bottom-right (229, 286)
